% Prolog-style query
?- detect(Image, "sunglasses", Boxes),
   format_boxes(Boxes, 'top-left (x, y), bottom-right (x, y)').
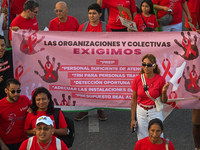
top-left (54, 8), bottom-right (65, 13)
top-left (36, 127), bottom-right (51, 131)
top-left (31, 10), bottom-right (38, 14)
top-left (142, 63), bottom-right (155, 67)
top-left (8, 89), bottom-right (21, 94)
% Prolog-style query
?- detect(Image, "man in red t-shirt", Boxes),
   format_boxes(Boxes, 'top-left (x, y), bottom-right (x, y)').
top-left (49, 1), bottom-right (79, 31)
top-left (75, 3), bottom-right (110, 121)
top-left (0, 78), bottom-right (31, 150)
top-left (19, 116), bottom-right (69, 150)
top-left (9, 0), bottom-right (39, 46)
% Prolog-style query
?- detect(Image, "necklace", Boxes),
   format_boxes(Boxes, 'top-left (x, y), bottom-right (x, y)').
top-left (37, 138), bottom-right (52, 150)
top-left (145, 73), bottom-right (155, 88)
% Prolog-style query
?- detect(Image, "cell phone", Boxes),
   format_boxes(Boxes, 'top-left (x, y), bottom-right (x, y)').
top-left (132, 126), bottom-right (136, 133)
top-left (132, 121), bottom-right (137, 133)
top-left (168, 9), bottom-right (172, 12)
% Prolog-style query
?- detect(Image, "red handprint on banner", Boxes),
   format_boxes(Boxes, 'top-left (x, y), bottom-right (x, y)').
top-left (34, 56), bottom-right (60, 83)
top-left (183, 65), bottom-right (200, 93)
top-left (174, 32), bottom-right (199, 60)
top-left (20, 30), bottom-right (45, 55)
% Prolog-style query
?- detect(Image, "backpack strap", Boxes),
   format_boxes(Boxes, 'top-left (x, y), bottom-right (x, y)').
top-left (100, 21), bottom-right (107, 32)
top-left (54, 108), bottom-right (61, 129)
top-left (165, 138), bottom-right (170, 150)
top-left (56, 137), bottom-right (61, 150)
top-left (82, 21), bottom-right (90, 31)
top-left (82, 21), bottom-right (107, 32)
top-left (27, 136), bottom-right (34, 150)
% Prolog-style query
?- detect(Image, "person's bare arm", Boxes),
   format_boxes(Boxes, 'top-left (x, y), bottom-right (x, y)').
top-left (0, 137), bottom-right (9, 150)
top-left (182, 2), bottom-right (192, 23)
top-left (2, 9), bottom-right (8, 30)
top-left (26, 128), bottom-right (36, 136)
top-left (130, 91), bottom-right (137, 130)
top-left (154, 4), bottom-right (170, 12)
top-left (132, 12), bottom-right (137, 20)
top-left (0, 76), bottom-right (3, 83)
top-left (97, 0), bottom-right (102, 7)
top-left (54, 127), bottom-right (68, 136)
top-left (161, 82), bottom-right (169, 103)
top-left (9, 26), bottom-right (20, 46)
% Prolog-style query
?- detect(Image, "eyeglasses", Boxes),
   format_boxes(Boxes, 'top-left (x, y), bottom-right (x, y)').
top-left (8, 89), bottom-right (21, 94)
top-left (36, 127), bottom-right (51, 131)
top-left (54, 8), bottom-right (65, 13)
top-left (142, 63), bottom-right (155, 68)
top-left (31, 10), bottom-right (38, 14)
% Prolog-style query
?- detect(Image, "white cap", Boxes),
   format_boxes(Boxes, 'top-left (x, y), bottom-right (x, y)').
top-left (36, 116), bottom-right (54, 127)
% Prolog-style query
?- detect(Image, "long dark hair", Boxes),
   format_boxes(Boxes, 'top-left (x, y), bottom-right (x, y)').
top-left (140, 0), bottom-right (154, 15)
top-left (30, 87), bottom-right (54, 115)
top-left (139, 54), bottom-right (160, 74)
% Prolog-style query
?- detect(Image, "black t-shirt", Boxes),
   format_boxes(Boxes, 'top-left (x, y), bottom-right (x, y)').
top-left (0, 50), bottom-right (14, 100)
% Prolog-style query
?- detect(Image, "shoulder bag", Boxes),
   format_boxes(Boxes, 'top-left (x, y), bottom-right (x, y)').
top-left (139, 13), bottom-right (155, 31)
top-left (158, 0), bottom-right (175, 26)
top-left (141, 74), bottom-right (163, 112)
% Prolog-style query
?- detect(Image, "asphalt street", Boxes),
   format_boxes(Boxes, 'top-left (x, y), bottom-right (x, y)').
top-left (26, 0), bottom-right (194, 149)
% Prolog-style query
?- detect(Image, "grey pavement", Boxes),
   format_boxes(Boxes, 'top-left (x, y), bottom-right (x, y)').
top-left (31, 0), bottom-right (194, 149)
top-left (63, 109), bottom-right (193, 150)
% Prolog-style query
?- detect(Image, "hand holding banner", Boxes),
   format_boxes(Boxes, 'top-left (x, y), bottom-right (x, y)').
top-left (169, 61), bottom-right (186, 91)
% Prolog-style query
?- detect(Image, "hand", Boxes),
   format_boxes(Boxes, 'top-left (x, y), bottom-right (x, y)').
top-left (163, 7), bottom-right (171, 13)
top-left (3, 8), bottom-right (8, 18)
top-left (0, 75), bottom-right (3, 83)
top-left (27, 107), bottom-right (33, 113)
top-left (32, 128), bottom-right (36, 135)
top-left (1, 144), bottom-right (9, 150)
top-left (162, 82), bottom-right (169, 93)
top-left (187, 15), bottom-right (192, 23)
top-left (197, 30), bottom-right (200, 34)
top-left (130, 119), bottom-right (137, 130)
top-left (9, 26), bottom-right (19, 32)
top-left (127, 28), bottom-right (134, 32)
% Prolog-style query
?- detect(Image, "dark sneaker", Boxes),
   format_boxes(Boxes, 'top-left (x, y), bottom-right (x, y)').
top-left (97, 109), bottom-right (107, 121)
top-left (74, 112), bottom-right (88, 121)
